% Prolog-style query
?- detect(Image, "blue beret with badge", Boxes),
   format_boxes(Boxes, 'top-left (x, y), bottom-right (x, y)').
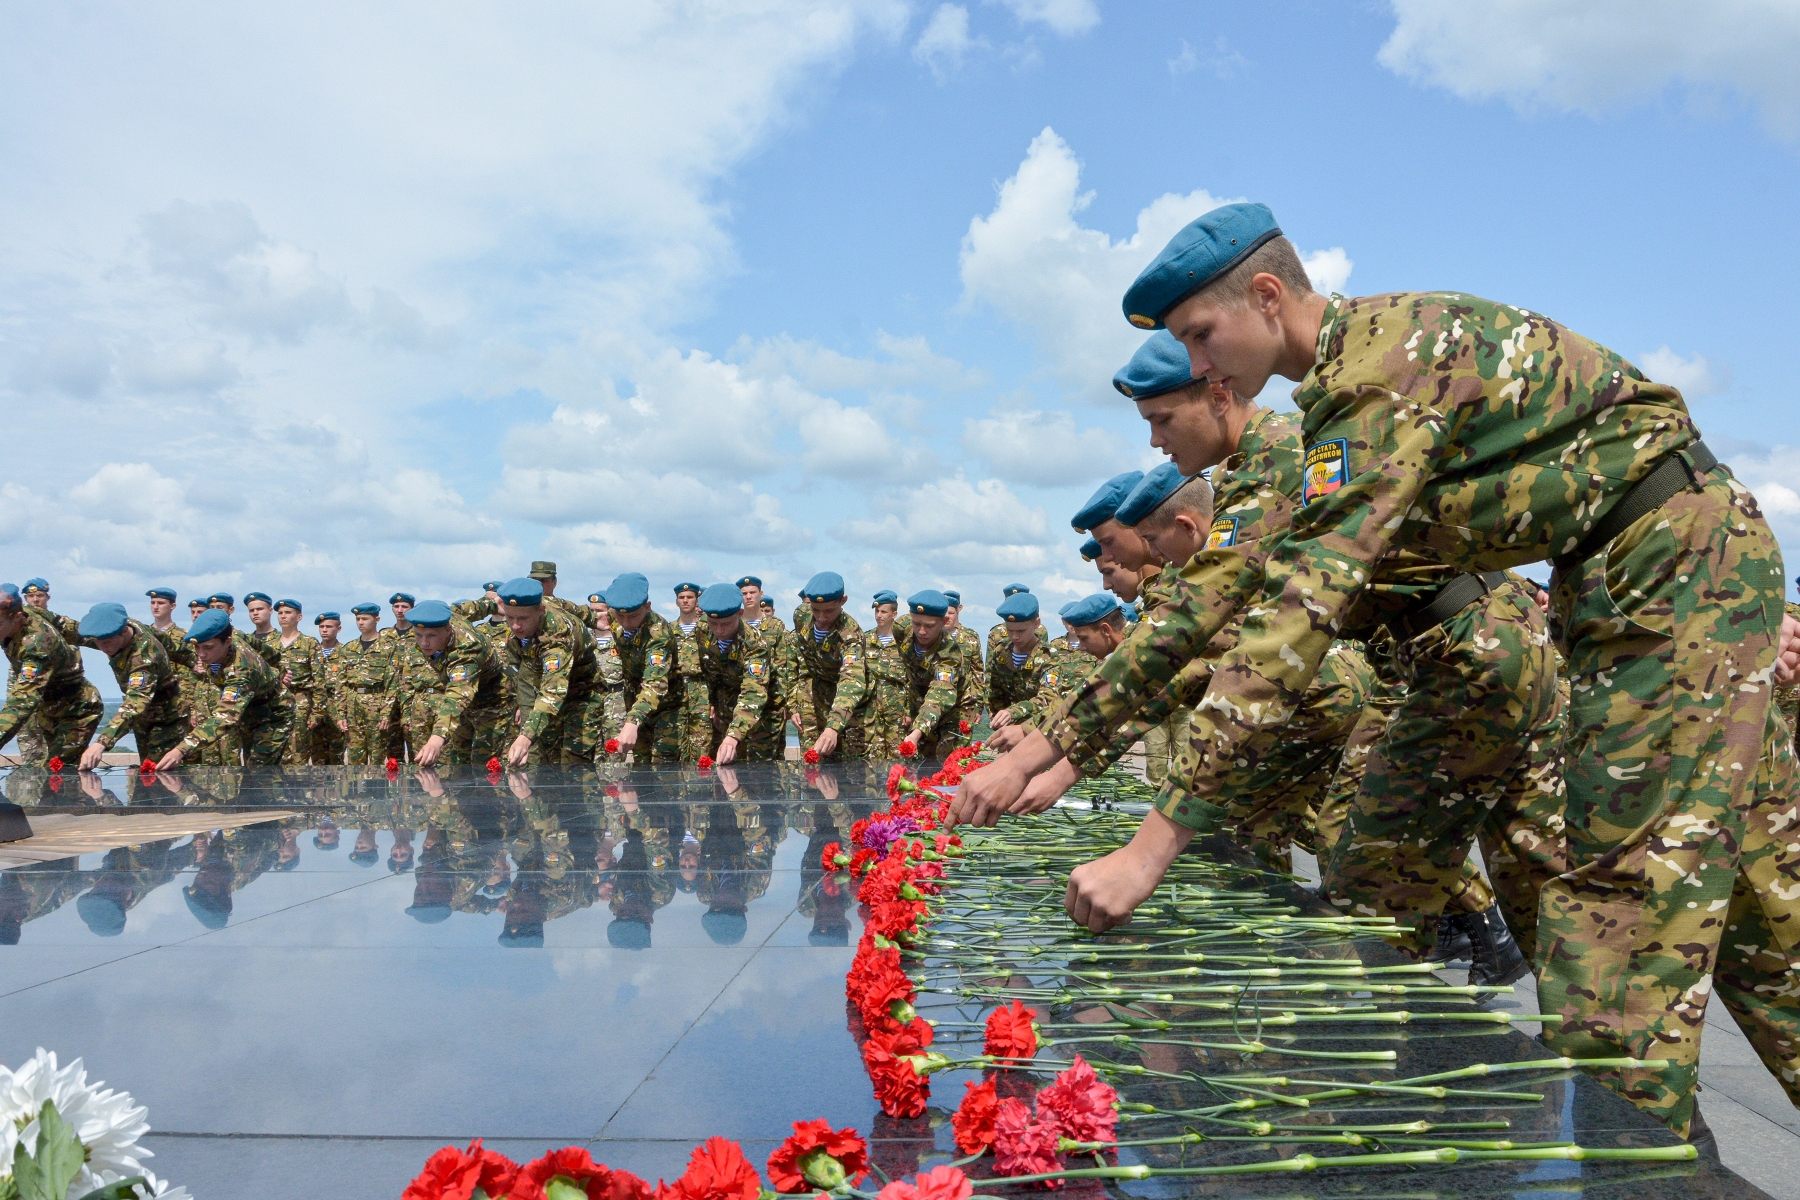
top-left (734, 575), bottom-right (762, 589)
top-left (77, 602), bottom-right (130, 640)
top-left (673, 581), bottom-right (702, 596)
top-left (186, 608), bottom-right (232, 643)
top-left (1060, 592), bottom-right (1121, 628)
top-left (943, 590), bottom-right (962, 607)
top-left (1113, 330), bottom-right (1198, 400)
top-left (22, 578), bottom-right (48, 595)
top-left (1122, 202), bottom-right (1282, 330)
top-left (907, 590), bottom-right (949, 617)
top-left (872, 589), bottom-right (898, 607)
top-left (275, 598), bottom-right (301, 613)
top-left (801, 571), bottom-right (845, 601)
top-left (1002, 583), bottom-right (1030, 597)
top-left (145, 587), bottom-right (177, 601)
top-left (244, 591), bottom-right (271, 605)
top-left (606, 572), bottom-right (650, 611)
top-left (409, 600), bottom-right (453, 627)
top-left (1072, 471), bottom-right (1144, 532)
top-left (483, 580), bottom-right (503, 592)
top-left (498, 577), bottom-right (543, 606)
top-left (698, 583), bottom-right (744, 616)
top-left (314, 611), bottom-right (340, 625)
top-left (996, 593), bottom-right (1040, 621)
top-left (1079, 537), bottom-right (1103, 562)
top-left (351, 602), bottom-right (380, 616)
top-left (1115, 461), bottom-right (1188, 527)
top-left (588, 592), bottom-right (603, 604)
top-left (207, 592), bottom-right (233, 606)
top-left (389, 592), bottom-right (415, 605)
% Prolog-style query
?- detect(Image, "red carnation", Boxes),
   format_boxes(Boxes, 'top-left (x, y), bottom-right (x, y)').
top-left (140, 759), bottom-right (158, 774)
top-left (984, 1000), bottom-right (1041, 1063)
top-left (385, 756), bottom-right (399, 771)
top-left (820, 841), bottom-right (847, 872)
top-left (951, 1079), bottom-right (1000, 1156)
top-left (877, 1165), bottom-right (973, 1200)
top-left (853, 955), bottom-right (915, 1031)
top-left (958, 719), bottom-right (971, 734)
top-left (47, 756), bottom-right (63, 772)
top-left (513, 1147), bottom-right (651, 1200)
top-left (803, 748), bottom-right (821, 765)
top-left (898, 740), bottom-right (917, 758)
top-left (486, 757), bottom-right (502, 771)
top-left (862, 1040), bottom-right (930, 1118)
top-left (1034, 1056), bottom-right (1118, 1146)
top-left (402, 1139), bottom-right (520, 1200)
top-left (657, 1137), bottom-right (763, 1200)
top-left (697, 755), bottom-right (715, 771)
top-left (992, 1098), bottom-right (1062, 1185)
top-left (46, 776), bottom-right (61, 793)
top-left (848, 847), bottom-right (877, 878)
top-left (766, 1119), bottom-right (869, 1193)
top-left (605, 738), bottom-right (621, 755)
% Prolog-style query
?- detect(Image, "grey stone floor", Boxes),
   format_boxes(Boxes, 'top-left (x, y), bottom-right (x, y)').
top-left (1290, 847), bottom-right (1800, 1198)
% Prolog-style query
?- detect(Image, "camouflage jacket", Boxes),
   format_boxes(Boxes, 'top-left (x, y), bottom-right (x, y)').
top-left (409, 617), bottom-right (507, 732)
top-left (265, 631), bottom-right (324, 718)
top-left (335, 637), bottom-right (393, 704)
top-left (612, 609), bottom-right (671, 709)
top-left (591, 628), bottom-right (627, 693)
top-left (90, 620), bottom-right (184, 748)
top-left (986, 639), bottom-right (1056, 723)
top-left (985, 622), bottom-right (1048, 675)
top-left (625, 615), bottom-right (706, 724)
top-left (699, 625), bottom-right (780, 741)
top-left (0, 608), bottom-right (90, 744)
top-left (179, 640), bottom-right (286, 753)
top-left (899, 629), bottom-right (970, 741)
top-left (745, 615), bottom-right (788, 656)
top-left (316, 643), bottom-right (347, 723)
top-left (493, 603), bottom-right (600, 739)
top-left (950, 624), bottom-right (985, 695)
top-left (236, 628), bottom-right (281, 668)
top-left (783, 612), bottom-right (868, 733)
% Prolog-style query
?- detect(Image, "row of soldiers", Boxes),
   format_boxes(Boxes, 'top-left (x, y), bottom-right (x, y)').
top-left (0, 563), bottom-right (1105, 773)
top-left (944, 200), bottom-right (1800, 1148)
top-left (0, 759), bottom-right (879, 949)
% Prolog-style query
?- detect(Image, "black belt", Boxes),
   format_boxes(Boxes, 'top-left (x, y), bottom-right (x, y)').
top-left (1394, 571), bottom-right (1508, 642)
top-left (1555, 440), bottom-right (1718, 575)
top-left (350, 685), bottom-right (385, 694)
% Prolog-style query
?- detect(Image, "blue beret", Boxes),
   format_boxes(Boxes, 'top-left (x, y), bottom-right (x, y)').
top-left (275, 598), bottom-right (301, 612)
top-left (1079, 537), bottom-right (1103, 562)
top-left (997, 593), bottom-right (1040, 620)
top-left (673, 581), bottom-right (702, 596)
top-left (587, 592), bottom-right (603, 604)
top-left (313, 612), bottom-right (341, 625)
top-left (0, 584), bottom-right (20, 612)
top-left (1121, 601), bottom-right (1138, 622)
top-left (409, 600), bottom-right (453, 627)
top-left (497, 928), bottom-right (544, 948)
top-left (698, 583), bottom-right (744, 616)
top-left (22, 578), bottom-right (48, 594)
top-left (1114, 330), bottom-right (1197, 400)
top-left (872, 589), bottom-right (898, 607)
top-left (1060, 592), bottom-right (1121, 628)
top-left (907, 590), bottom-right (949, 617)
top-left (1072, 471), bottom-right (1144, 532)
top-left (606, 572), bottom-right (650, 611)
top-left (702, 909), bottom-right (747, 945)
top-left (186, 608), bottom-right (233, 643)
top-left (145, 587), bottom-right (177, 601)
top-left (1116, 461), bottom-right (1189, 527)
top-left (498, 577), bottom-right (543, 606)
top-left (483, 580), bottom-right (502, 592)
top-left (1122, 202), bottom-right (1282, 330)
top-left (801, 571), bottom-right (845, 601)
top-left (350, 603), bottom-right (380, 616)
top-left (734, 576), bottom-right (762, 589)
top-left (943, 590), bottom-right (962, 607)
top-left (77, 892), bottom-right (126, 936)
top-left (389, 593), bottom-right (415, 605)
top-left (608, 918), bottom-right (651, 950)
top-left (405, 903), bottom-right (451, 924)
top-left (1002, 583), bottom-right (1031, 597)
top-left (207, 592), bottom-right (234, 606)
top-left (244, 592), bottom-right (271, 605)
top-left (78, 602), bottom-right (130, 639)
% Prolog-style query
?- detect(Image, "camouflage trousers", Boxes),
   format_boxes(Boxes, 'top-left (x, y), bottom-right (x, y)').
top-left (1140, 708), bottom-right (1192, 788)
top-left (409, 701), bottom-right (512, 766)
top-left (196, 702), bottom-right (296, 767)
top-left (797, 682), bottom-right (868, 761)
top-left (283, 701), bottom-right (315, 765)
top-left (514, 693), bottom-right (606, 765)
top-left (14, 685), bottom-right (104, 766)
top-left (857, 681), bottom-right (911, 761)
top-left (640, 680), bottom-right (713, 764)
top-left (131, 717), bottom-right (190, 764)
top-left (342, 692), bottom-right (393, 765)
top-left (1539, 474), bottom-right (1800, 1136)
top-left (1322, 579), bottom-right (1568, 964)
top-left (310, 719), bottom-right (347, 766)
top-left (712, 716), bottom-right (786, 764)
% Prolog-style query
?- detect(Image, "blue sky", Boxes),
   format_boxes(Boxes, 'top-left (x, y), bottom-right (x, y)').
top-left (3, 0), bottom-right (1797, 696)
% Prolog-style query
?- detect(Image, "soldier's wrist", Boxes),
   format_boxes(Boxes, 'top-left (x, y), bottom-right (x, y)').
top-left (1153, 785), bottom-right (1225, 834)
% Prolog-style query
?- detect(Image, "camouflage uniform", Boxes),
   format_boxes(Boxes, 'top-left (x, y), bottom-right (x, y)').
top-left (475, 600), bottom-right (604, 764)
top-left (0, 609), bottom-right (103, 764)
top-left (626, 618), bottom-right (712, 763)
top-left (698, 624), bottom-right (784, 761)
top-left (336, 636), bottom-right (394, 765)
top-left (986, 622), bottom-right (1049, 675)
top-left (407, 617), bottom-right (510, 764)
top-left (377, 625), bottom-right (423, 761)
top-left (1131, 567), bottom-right (1189, 786)
top-left (260, 630), bottom-right (324, 764)
top-left (1775, 599), bottom-right (1800, 754)
top-left (313, 643), bottom-right (349, 764)
top-left (177, 639), bottom-right (294, 766)
top-left (590, 626), bottom-right (629, 755)
top-left (858, 630), bottom-right (910, 760)
top-left (86, 619), bottom-right (188, 762)
top-left (612, 609), bottom-right (673, 757)
top-left (899, 627), bottom-right (973, 759)
top-left (986, 639), bottom-right (1056, 728)
top-left (785, 612), bottom-right (870, 759)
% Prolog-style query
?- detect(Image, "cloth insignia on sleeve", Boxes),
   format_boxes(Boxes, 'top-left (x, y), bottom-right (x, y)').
top-left (219, 687), bottom-right (242, 704)
top-left (449, 668), bottom-right (470, 683)
top-left (748, 660), bottom-right (765, 678)
top-left (1301, 438), bottom-right (1350, 505)
top-left (935, 667), bottom-right (956, 683)
top-left (1206, 517), bottom-right (1240, 549)
top-left (126, 671), bottom-right (148, 689)
top-left (649, 651), bottom-right (666, 667)
top-left (544, 655), bottom-right (563, 673)
top-left (841, 651), bottom-right (859, 669)
top-left (16, 663), bottom-right (40, 681)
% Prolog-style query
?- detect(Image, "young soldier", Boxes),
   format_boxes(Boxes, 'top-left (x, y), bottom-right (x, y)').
top-left (985, 584), bottom-right (1047, 673)
top-left (270, 599), bottom-right (323, 764)
top-left (338, 604), bottom-right (393, 765)
top-left (897, 591), bottom-right (974, 759)
top-left (859, 590), bottom-right (909, 759)
top-left (695, 583), bottom-right (784, 764)
top-left (146, 588), bottom-right (180, 635)
top-left (738, 576), bottom-right (788, 655)
top-left (480, 578), bottom-right (603, 766)
top-left (312, 612), bottom-right (348, 765)
top-left (787, 572), bottom-right (869, 761)
top-left (378, 592), bottom-right (420, 760)
top-left (157, 609), bottom-right (292, 768)
top-left (244, 592), bottom-right (276, 639)
top-left (601, 573), bottom-right (674, 759)
top-left (986, 592), bottom-right (1055, 734)
top-left (619, 583), bottom-right (710, 763)
top-left (75, 603), bottom-right (187, 769)
top-left (403, 600), bottom-right (508, 766)
top-left (0, 585), bottom-right (103, 765)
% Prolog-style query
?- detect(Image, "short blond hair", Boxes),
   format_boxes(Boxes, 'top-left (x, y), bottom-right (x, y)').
top-left (1135, 474), bottom-right (1215, 534)
top-left (1195, 235), bottom-right (1313, 308)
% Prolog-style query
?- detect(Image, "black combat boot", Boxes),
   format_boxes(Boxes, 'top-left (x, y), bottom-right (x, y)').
top-left (1425, 913), bottom-right (1473, 963)
top-left (1462, 904), bottom-right (1529, 987)
top-left (1684, 1105), bottom-right (1721, 1161)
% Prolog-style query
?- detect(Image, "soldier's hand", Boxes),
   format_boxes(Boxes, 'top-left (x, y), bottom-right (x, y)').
top-left (506, 733), bottom-right (532, 768)
top-left (716, 735), bottom-right (740, 765)
top-left (337, 719), bottom-right (349, 733)
top-left (987, 723), bottom-right (1025, 752)
top-left (1013, 758), bottom-right (1078, 815)
top-left (156, 747), bottom-right (186, 772)
top-left (989, 709), bottom-right (1014, 730)
top-left (1777, 613), bottom-right (1800, 685)
top-left (812, 727), bottom-right (839, 758)
top-left (79, 742), bottom-right (107, 771)
top-left (1065, 811), bottom-right (1192, 934)
top-left (715, 765), bottom-right (740, 794)
top-left (416, 735), bottom-right (446, 768)
top-left (950, 755), bottom-right (1031, 828)
top-left (417, 768), bottom-right (445, 797)
top-left (378, 717), bottom-right (391, 731)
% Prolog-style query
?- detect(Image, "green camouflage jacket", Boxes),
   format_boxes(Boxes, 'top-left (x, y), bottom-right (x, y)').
top-left (0, 609), bottom-right (90, 743)
top-left (90, 620), bottom-right (184, 748)
top-left (899, 628), bottom-right (969, 740)
top-left (409, 617), bottom-right (507, 732)
top-left (784, 611), bottom-right (868, 733)
top-left (986, 638), bottom-right (1056, 724)
top-left (179, 640), bottom-right (286, 754)
top-left (495, 603), bottom-right (600, 739)
top-left (625, 615), bottom-right (706, 724)
top-left (699, 624), bottom-right (781, 741)
top-left (612, 609), bottom-right (670, 709)
top-left (335, 636), bottom-right (393, 707)
top-left (985, 622), bottom-right (1048, 675)
top-left (264, 631), bottom-right (323, 721)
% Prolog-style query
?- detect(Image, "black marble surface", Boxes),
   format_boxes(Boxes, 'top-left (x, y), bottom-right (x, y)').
top-left (0, 765), bottom-right (1769, 1199)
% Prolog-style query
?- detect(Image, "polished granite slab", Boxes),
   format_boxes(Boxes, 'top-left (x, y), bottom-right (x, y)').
top-left (0, 764), bottom-right (1772, 1199)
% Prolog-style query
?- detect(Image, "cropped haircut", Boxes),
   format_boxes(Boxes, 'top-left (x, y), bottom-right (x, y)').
top-left (1100, 608), bottom-right (1126, 631)
top-left (1135, 474), bottom-right (1216, 534)
top-left (1195, 234), bottom-right (1313, 308)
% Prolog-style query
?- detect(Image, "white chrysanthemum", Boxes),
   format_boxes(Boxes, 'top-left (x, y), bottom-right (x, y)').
top-left (88, 1168), bottom-right (192, 1200)
top-left (0, 1047), bottom-right (152, 1196)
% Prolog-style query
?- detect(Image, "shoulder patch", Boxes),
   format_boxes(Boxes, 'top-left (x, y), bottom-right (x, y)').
top-left (448, 668), bottom-right (470, 683)
top-left (649, 651), bottom-right (666, 667)
top-left (543, 655), bottom-right (564, 673)
top-left (219, 687), bottom-right (242, 704)
top-left (1206, 516), bottom-right (1240, 549)
top-left (747, 660), bottom-right (765, 678)
top-left (934, 666), bottom-right (956, 683)
top-left (1302, 438), bottom-right (1350, 505)
top-left (126, 670), bottom-right (148, 690)
top-left (841, 650), bottom-right (860, 669)
top-left (16, 663), bottom-right (40, 681)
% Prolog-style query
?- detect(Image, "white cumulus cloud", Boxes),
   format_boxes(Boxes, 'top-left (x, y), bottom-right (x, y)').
top-left (915, 4), bottom-right (985, 77)
top-left (1638, 345), bottom-right (1731, 398)
top-left (991, 0), bottom-right (1100, 37)
top-left (960, 408), bottom-right (1133, 486)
